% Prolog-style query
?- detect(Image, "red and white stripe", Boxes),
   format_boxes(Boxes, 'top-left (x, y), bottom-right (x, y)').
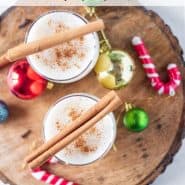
top-left (31, 157), bottom-right (78, 185)
top-left (132, 36), bottom-right (181, 96)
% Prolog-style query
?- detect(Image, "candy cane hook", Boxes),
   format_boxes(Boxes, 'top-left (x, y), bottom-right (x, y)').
top-left (31, 157), bottom-right (78, 185)
top-left (132, 36), bottom-right (181, 96)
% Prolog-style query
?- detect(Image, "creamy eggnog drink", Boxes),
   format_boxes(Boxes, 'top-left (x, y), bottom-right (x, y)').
top-left (25, 11), bottom-right (99, 83)
top-left (43, 93), bottom-right (116, 165)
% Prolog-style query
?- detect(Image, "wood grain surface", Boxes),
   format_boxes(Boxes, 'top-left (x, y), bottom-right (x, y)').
top-left (0, 6), bottom-right (184, 185)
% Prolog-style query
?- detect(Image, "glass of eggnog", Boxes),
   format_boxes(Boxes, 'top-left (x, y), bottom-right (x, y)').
top-left (43, 93), bottom-right (116, 165)
top-left (25, 11), bottom-right (99, 83)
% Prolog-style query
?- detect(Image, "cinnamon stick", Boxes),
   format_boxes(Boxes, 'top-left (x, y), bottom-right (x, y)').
top-left (0, 19), bottom-right (104, 68)
top-left (25, 90), bottom-right (116, 164)
top-left (28, 93), bottom-right (122, 169)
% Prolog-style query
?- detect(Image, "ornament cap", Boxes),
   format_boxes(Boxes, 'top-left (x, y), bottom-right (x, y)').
top-left (47, 82), bottom-right (54, 90)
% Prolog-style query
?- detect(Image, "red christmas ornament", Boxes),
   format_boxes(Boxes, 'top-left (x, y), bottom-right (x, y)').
top-left (7, 59), bottom-right (47, 100)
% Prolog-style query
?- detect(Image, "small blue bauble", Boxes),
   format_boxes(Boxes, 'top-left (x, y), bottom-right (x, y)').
top-left (0, 100), bottom-right (9, 123)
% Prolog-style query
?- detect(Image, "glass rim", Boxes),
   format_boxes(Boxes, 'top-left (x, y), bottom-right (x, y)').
top-left (43, 93), bottom-right (117, 166)
top-left (25, 10), bottom-right (100, 83)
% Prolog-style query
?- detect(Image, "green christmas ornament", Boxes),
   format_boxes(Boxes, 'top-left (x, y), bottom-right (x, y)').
top-left (82, 0), bottom-right (103, 6)
top-left (123, 108), bottom-right (149, 132)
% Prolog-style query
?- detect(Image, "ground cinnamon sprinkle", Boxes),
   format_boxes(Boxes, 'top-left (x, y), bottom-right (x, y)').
top-left (53, 40), bottom-right (85, 71)
top-left (78, 52), bottom-right (85, 59)
top-left (79, 36), bottom-right (84, 42)
top-left (87, 126), bottom-right (99, 136)
top-left (74, 136), bottom-right (97, 153)
top-left (55, 48), bottom-right (62, 58)
top-left (35, 54), bottom-right (40, 59)
top-left (45, 19), bottom-right (86, 71)
top-left (55, 106), bottom-right (102, 154)
top-left (56, 121), bottom-right (62, 130)
top-left (55, 23), bottom-right (67, 33)
top-left (48, 20), bottom-right (67, 33)
top-left (68, 107), bottom-right (83, 121)
top-left (63, 47), bottom-right (77, 58)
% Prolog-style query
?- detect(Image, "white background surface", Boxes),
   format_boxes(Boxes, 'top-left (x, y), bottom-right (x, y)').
top-left (0, 4), bottom-right (185, 185)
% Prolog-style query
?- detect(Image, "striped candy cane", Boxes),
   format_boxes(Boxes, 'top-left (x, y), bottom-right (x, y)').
top-left (132, 36), bottom-right (181, 96)
top-left (31, 157), bottom-right (78, 185)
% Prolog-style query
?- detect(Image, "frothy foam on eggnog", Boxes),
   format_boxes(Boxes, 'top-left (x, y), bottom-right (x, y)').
top-left (26, 12), bottom-right (98, 82)
top-left (44, 94), bottom-right (116, 165)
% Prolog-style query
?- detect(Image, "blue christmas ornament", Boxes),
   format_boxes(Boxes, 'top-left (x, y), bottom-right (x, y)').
top-left (0, 100), bottom-right (9, 123)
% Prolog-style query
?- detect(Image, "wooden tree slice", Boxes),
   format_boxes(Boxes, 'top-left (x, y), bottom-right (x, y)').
top-left (0, 6), bottom-right (184, 185)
